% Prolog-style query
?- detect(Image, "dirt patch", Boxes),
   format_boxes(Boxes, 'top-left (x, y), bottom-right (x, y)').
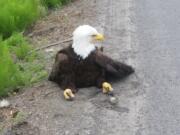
top-left (4, 121), bottom-right (40, 135)
top-left (0, 107), bottom-right (37, 135)
top-left (0, 107), bottom-right (19, 128)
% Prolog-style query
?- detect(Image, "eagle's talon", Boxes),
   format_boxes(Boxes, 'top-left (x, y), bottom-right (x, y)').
top-left (108, 91), bottom-right (114, 96)
top-left (102, 82), bottom-right (113, 94)
top-left (63, 89), bottom-right (75, 100)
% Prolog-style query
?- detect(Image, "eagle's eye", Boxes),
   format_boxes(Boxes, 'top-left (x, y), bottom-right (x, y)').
top-left (91, 34), bottom-right (97, 37)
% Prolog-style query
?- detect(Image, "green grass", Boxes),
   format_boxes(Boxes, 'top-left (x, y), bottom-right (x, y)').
top-left (0, 0), bottom-right (42, 38)
top-left (43, 0), bottom-right (71, 8)
top-left (0, 33), bottom-right (47, 97)
top-left (0, 39), bottom-right (21, 96)
top-left (0, 0), bottom-right (71, 97)
top-left (0, 0), bottom-right (71, 38)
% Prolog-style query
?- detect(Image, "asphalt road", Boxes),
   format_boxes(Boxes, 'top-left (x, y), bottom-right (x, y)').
top-left (134, 0), bottom-right (180, 134)
top-left (97, 0), bottom-right (180, 134)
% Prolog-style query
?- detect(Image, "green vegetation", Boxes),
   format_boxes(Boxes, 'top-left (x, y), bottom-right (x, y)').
top-left (0, 0), bottom-right (70, 38)
top-left (12, 111), bottom-right (28, 125)
top-left (0, 0), bottom-right (70, 97)
top-left (0, 0), bottom-right (42, 38)
top-left (0, 110), bottom-right (28, 133)
top-left (0, 33), bottom-right (47, 97)
top-left (43, 0), bottom-right (71, 8)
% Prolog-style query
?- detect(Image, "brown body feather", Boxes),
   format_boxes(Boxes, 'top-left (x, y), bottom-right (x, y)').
top-left (49, 45), bottom-right (134, 92)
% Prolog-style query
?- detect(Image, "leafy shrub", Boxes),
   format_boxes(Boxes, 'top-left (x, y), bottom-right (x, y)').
top-left (7, 33), bottom-right (32, 60)
top-left (0, 0), bottom-right (42, 38)
top-left (0, 34), bottom-right (47, 97)
top-left (0, 0), bottom-right (71, 97)
top-left (43, 0), bottom-right (71, 8)
top-left (0, 40), bottom-right (21, 96)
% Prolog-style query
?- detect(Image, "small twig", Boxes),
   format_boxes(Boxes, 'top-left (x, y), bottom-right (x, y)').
top-left (35, 38), bottom-right (72, 51)
top-left (29, 38), bottom-right (72, 54)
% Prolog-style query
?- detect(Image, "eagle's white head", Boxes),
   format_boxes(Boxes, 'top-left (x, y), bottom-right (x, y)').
top-left (72, 25), bottom-right (104, 59)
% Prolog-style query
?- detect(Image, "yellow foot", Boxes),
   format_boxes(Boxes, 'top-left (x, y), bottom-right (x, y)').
top-left (102, 82), bottom-right (113, 94)
top-left (63, 89), bottom-right (75, 100)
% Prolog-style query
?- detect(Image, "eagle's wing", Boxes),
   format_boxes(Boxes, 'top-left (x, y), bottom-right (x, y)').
top-left (95, 50), bottom-right (134, 78)
top-left (48, 52), bottom-right (69, 82)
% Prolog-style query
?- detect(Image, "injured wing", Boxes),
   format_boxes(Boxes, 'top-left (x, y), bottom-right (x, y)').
top-left (95, 50), bottom-right (134, 78)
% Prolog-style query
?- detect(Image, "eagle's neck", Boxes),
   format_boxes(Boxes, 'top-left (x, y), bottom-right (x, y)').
top-left (72, 41), bottom-right (95, 59)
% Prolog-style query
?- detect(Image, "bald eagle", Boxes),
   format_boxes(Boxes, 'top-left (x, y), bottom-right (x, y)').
top-left (49, 25), bottom-right (134, 100)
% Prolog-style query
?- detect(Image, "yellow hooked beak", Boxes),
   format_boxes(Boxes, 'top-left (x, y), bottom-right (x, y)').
top-left (94, 33), bottom-right (104, 41)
